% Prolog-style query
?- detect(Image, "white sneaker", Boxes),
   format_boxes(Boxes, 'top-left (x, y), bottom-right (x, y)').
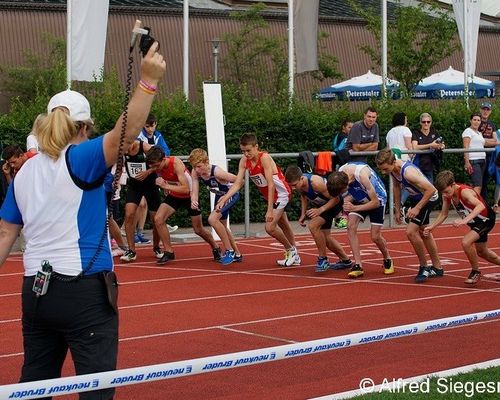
top-left (112, 248), bottom-right (126, 257)
top-left (168, 224), bottom-right (179, 233)
top-left (277, 247), bottom-right (300, 267)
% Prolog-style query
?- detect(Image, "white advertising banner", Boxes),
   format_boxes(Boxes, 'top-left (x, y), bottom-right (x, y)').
top-left (69, 0), bottom-right (110, 81)
top-left (452, 0), bottom-right (482, 76)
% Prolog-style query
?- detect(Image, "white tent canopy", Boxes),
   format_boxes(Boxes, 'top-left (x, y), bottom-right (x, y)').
top-left (413, 66), bottom-right (495, 99)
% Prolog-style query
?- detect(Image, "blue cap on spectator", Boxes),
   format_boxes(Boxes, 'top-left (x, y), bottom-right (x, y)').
top-left (480, 102), bottom-right (492, 109)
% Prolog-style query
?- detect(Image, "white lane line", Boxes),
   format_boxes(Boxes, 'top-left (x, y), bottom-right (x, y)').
top-left (218, 326), bottom-right (297, 344)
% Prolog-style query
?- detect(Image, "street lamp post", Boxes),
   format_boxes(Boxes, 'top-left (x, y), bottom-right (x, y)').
top-left (209, 38), bottom-right (222, 83)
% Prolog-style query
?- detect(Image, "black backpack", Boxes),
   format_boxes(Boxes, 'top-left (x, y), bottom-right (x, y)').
top-left (297, 151), bottom-right (315, 174)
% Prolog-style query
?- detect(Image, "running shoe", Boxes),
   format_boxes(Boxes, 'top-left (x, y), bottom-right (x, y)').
top-left (120, 249), bottom-right (136, 262)
top-left (157, 251), bottom-right (175, 265)
top-left (428, 266), bottom-right (444, 278)
top-left (383, 259), bottom-right (395, 275)
top-left (315, 257), bottom-right (330, 273)
top-left (335, 217), bottom-right (347, 229)
top-left (153, 247), bottom-right (164, 259)
top-left (234, 254), bottom-right (243, 263)
top-left (277, 247), bottom-right (300, 267)
top-left (167, 224), bottom-right (179, 233)
top-left (415, 266), bottom-right (430, 283)
top-left (347, 264), bottom-right (364, 278)
top-left (212, 247), bottom-right (222, 261)
top-left (464, 270), bottom-right (481, 284)
top-left (135, 233), bottom-right (151, 245)
top-left (330, 259), bottom-right (354, 270)
top-left (220, 250), bottom-right (236, 266)
top-left (112, 247), bottom-right (126, 257)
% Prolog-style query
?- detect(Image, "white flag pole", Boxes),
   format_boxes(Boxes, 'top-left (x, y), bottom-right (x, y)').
top-left (381, 0), bottom-right (388, 98)
top-left (66, 0), bottom-right (72, 89)
top-left (183, 0), bottom-right (189, 100)
top-left (288, 0), bottom-right (294, 102)
top-left (463, 0), bottom-right (469, 106)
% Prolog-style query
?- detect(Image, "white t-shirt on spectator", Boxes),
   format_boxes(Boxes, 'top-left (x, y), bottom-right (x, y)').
top-left (26, 133), bottom-right (39, 152)
top-left (386, 126), bottom-right (413, 161)
top-left (462, 127), bottom-right (485, 160)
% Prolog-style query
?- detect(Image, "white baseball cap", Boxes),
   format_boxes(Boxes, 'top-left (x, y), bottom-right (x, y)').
top-left (47, 89), bottom-right (93, 123)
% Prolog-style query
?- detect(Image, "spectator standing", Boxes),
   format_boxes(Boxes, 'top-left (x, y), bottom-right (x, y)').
top-left (346, 107), bottom-right (379, 163)
top-left (462, 113), bottom-right (487, 195)
top-left (332, 119), bottom-right (353, 158)
top-left (385, 112), bottom-right (413, 161)
top-left (411, 113), bottom-right (444, 183)
top-left (2, 145), bottom-right (37, 185)
top-left (478, 102), bottom-right (498, 202)
top-left (26, 113), bottom-right (45, 153)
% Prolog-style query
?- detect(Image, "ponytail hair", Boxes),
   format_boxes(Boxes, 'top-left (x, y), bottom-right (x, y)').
top-left (37, 108), bottom-right (77, 160)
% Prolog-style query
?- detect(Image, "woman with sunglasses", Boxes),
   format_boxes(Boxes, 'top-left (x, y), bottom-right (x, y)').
top-left (411, 113), bottom-right (445, 183)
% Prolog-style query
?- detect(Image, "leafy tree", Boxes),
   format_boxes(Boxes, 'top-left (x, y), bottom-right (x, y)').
top-left (0, 33), bottom-right (67, 102)
top-left (349, 0), bottom-right (459, 96)
top-left (221, 3), bottom-right (342, 102)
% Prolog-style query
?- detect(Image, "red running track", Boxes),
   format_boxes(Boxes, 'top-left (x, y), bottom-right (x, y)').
top-left (1, 223), bottom-right (500, 399)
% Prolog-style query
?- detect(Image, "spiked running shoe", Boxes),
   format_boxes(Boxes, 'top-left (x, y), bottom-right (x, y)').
top-left (330, 259), bottom-right (354, 270)
top-left (335, 217), bottom-right (347, 229)
top-left (347, 264), bottom-right (364, 278)
top-left (112, 247), bottom-right (126, 257)
top-left (157, 251), bottom-right (175, 265)
top-left (234, 254), bottom-right (243, 263)
top-left (464, 270), bottom-right (481, 285)
top-left (153, 247), bottom-right (164, 259)
top-left (383, 259), bottom-right (395, 275)
top-left (167, 224), bottom-right (178, 233)
top-left (428, 266), bottom-right (444, 278)
top-left (120, 249), bottom-right (136, 262)
top-left (212, 247), bottom-right (222, 261)
top-left (415, 266), bottom-right (430, 283)
top-left (220, 250), bottom-right (236, 266)
top-left (315, 257), bottom-right (330, 273)
top-left (277, 247), bottom-right (301, 267)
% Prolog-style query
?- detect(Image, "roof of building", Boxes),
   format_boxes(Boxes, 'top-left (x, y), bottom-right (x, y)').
top-left (0, 0), bottom-right (399, 19)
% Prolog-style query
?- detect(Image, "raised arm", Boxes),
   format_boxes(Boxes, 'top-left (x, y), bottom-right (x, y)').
top-left (103, 43), bottom-right (166, 166)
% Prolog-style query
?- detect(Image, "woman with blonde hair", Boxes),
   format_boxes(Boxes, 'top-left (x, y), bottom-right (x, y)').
top-left (0, 43), bottom-right (165, 399)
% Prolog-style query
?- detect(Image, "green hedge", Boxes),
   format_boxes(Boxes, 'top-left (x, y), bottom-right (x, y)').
top-left (0, 82), bottom-right (497, 227)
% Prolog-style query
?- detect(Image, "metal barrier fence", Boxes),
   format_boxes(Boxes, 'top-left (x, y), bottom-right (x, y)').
top-left (178, 147), bottom-right (496, 235)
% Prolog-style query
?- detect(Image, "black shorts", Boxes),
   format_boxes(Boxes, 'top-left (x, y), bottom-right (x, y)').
top-left (126, 184), bottom-right (161, 212)
top-left (319, 200), bottom-right (343, 230)
top-left (350, 203), bottom-right (385, 225)
top-left (467, 208), bottom-right (496, 243)
top-left (164, 195), bottom-right (201, 217)
top-left (408, 198), bottom-right (437, 226)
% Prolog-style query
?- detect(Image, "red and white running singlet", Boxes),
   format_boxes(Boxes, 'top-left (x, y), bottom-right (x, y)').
top-left (156, 156), bottom-right (192, 199)
top-left (245, 152), bottom-right (291, 204)
top-left (444, 184), bottom-right (490, 222)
